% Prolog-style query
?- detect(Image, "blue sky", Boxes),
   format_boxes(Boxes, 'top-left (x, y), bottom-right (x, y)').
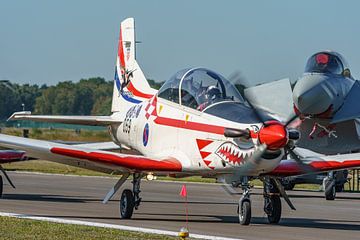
top-left (1, 0), bottom-right (360, 86)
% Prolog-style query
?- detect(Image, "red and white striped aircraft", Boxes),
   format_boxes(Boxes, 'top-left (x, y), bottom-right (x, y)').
top-left (1, 18), bottom-right (360, 225)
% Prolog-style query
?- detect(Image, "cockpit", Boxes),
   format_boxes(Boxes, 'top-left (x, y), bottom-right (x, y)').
top-left (304, 51), bottom-right (352, 78)
top-left (157, 68), bottom-right (244, 111)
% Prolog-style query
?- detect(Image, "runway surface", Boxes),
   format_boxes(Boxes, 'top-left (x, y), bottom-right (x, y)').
top-left (1, 172), bottom-right (359, 240)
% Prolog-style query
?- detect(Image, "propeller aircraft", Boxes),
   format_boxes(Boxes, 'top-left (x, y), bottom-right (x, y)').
top-left (1, 19), bottom-right (360, 225)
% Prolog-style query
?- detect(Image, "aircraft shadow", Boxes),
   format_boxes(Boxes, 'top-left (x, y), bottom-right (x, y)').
top-left (2, 193), bottom-right (100, 203)
top-left (142, 200), bottom-right (236, 205)
top-left (33, 212), bottom-right (360, 231)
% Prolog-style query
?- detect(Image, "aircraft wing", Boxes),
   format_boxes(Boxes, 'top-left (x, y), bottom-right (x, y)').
top-left (0, 134), bottom-right (182, 174)
top-left (331, 80), bottom-right (360, 123)
top-left (268, 151), bottom-right (360, 177)
top-left (0, 150), bottom-right (27, 164)
top-left (8, 111), bottom-right (121, 126)
top-left (244, 78), bottom-right (294, 123)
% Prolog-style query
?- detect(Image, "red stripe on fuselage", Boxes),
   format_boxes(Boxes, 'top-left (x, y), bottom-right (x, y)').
top-left (154, 116), bottom-right (225, 135)
top-left (51, 147), bottom-right (182, 172)
top-left (154, 115), bottom-right (258, 138)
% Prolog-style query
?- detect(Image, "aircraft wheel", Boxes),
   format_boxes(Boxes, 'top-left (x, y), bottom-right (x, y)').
top-left (238, 200), bottom-right (251, 225)
top-left (325, 184), bottom-right (336, 200)
top-left (120, 189), bottom-right (134, 219)
top-left (267, 195), bottom-right (282, 224)
top-left (0, 175), bottom-right (3, 198)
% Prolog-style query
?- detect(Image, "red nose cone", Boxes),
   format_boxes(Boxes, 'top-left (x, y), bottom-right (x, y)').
top-left (258, 121), bottom-right (288, 150)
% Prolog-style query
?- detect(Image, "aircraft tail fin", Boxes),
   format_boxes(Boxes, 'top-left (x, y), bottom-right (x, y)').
top-left (111, 18), bottom-right (157, 114)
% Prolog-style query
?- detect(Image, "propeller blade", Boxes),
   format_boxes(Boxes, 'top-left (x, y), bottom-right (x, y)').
top-left (221, 184), bottom-right (241, 196)
top-left (272, 177), bottom-right (296, 210)
top-left (285, 146), bottom-right (313, 173)
top-left (285, 113), bottom-right (299, 127)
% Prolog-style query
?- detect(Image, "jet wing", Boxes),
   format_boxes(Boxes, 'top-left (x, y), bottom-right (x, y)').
top-left (8, 111), bottom-right (121, 126)
top-left (331, 80), bottom-right (360, 123)
top-left (0, 134), bottom-right (182, 174)
top-left (244, 78), bottom-right (294, 123)
top-left (268, 151), bottom-right (360, 177)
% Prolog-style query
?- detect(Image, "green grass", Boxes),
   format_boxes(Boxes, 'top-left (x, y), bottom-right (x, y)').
top-left (0, 216), bottom-right (177, 240)
top-left (2, 127), bottom-right (111, 142)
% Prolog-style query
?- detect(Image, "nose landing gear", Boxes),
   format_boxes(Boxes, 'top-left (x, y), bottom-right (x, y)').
top-left (238, 177), bottom-right (251, 225)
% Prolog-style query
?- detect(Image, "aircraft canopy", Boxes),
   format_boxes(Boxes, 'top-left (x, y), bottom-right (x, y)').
top-left (305, 51), bottom-right (351, 77)
top-left (158, 68), bottom-right (244, 111)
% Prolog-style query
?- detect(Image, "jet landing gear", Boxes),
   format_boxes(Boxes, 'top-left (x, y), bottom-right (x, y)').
top-left (263, 177), bottom-right (282, 224)
top-left (238, 177), bottom-right (251, 225)
top-left (119, 173), bottom-right (142, 219)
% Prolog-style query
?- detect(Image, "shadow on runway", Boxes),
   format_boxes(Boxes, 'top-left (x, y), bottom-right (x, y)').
top-left (32, 212), bottom-right (360, 231)
top-left (2, 193), bottom-right (100, 203)
top-left (287, 193), bottom-right (360, 200)
top-left (274, 217), bottom-right (360, 231)
top-left (143, 200), bottom-right (236, 205)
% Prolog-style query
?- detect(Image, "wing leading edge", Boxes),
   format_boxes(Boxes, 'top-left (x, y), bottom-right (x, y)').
top-left (268, 152), bottom-right (360, 176)
top-left (8, 111), bottom-right (121, 126)
top-left (0, 134), bottom-right (182, 173)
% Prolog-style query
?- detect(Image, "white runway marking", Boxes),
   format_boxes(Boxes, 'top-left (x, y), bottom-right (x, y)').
top-left (0, 212), bottom-right (244, 240)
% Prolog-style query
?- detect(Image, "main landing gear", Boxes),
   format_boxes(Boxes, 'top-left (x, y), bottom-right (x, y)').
top-left (119, 173), bottom-right (142, 219)
top-left (238, 177), bottom-right (293, 225)
top-left (263, 178), bottom-right (282, 224)
top-left (0, 165), bottom-right (16, 198)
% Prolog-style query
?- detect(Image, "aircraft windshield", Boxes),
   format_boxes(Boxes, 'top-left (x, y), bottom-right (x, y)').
top-left (305, 52), bottom-right (346, 75)
top-left (158, 67), bottom-right (244, 111)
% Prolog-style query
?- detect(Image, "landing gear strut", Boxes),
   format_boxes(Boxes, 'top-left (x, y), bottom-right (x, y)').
top-left (238, 177), bottom-right (251, 225)
top-left (263, 177), bottom-right (282, 224)
top-left (119, 173), bottom-right (142, 219)
top-left (0, 165), bottom-right (16, 198)
top-left (0, 175), bottom-right (3, 198)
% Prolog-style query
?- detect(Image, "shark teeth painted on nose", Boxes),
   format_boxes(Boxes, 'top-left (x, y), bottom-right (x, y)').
top-left (216, 142), bottom-right (253, 166)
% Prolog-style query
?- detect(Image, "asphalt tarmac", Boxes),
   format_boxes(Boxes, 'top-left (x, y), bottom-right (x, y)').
top-left (1, 172), bottom-right (359, 240)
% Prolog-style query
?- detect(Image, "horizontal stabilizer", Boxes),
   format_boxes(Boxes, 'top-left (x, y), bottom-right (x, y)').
top-left (8, 112), bottom-right (121, 126)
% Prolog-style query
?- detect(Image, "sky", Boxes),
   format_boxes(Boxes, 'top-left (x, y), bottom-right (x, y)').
top-left (1, 0), bottom-right (360, 86)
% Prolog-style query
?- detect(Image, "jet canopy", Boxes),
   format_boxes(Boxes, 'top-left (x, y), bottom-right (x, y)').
top-left (158, 67), bottom-right (244, 111)
top-left (305, 51), bottom-right (351, 77)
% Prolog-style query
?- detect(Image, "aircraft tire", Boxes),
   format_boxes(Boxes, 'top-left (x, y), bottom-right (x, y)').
top-left (120, 189), bottom-right (134, 219)
top-left (325, 184), bottom-right (336, 200)
top-left (0, 175), bottom-right (3, 198)
top-left (239, 200), bottom-right (251, 225)
top-left (267, 195), bottom-right (281, 224)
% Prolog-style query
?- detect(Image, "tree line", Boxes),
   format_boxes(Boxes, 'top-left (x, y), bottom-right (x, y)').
top-left (0, 78), bottom-right (163, 121)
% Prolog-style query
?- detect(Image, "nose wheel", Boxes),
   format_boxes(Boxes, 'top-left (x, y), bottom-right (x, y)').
top-left (238, 177), bottom-right (252, 225)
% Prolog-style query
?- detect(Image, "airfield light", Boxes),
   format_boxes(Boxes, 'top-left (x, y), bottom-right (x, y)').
top-left (146, 173), bottom-right (155, 181)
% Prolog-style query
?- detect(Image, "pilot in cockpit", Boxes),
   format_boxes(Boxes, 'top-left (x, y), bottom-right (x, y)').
top-left (197, 85), bottom-right (222, 111)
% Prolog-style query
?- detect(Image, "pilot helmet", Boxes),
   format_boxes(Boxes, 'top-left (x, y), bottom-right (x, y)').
top-left (205, 85), bottom-right (221, 100)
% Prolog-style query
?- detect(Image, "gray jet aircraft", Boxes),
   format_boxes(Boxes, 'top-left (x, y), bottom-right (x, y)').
top-left (293, 51), bottom-right (360, 155)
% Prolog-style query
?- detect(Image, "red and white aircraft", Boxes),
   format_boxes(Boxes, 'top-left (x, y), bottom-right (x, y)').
top-left (1, 18), bottom-right (360, 225)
